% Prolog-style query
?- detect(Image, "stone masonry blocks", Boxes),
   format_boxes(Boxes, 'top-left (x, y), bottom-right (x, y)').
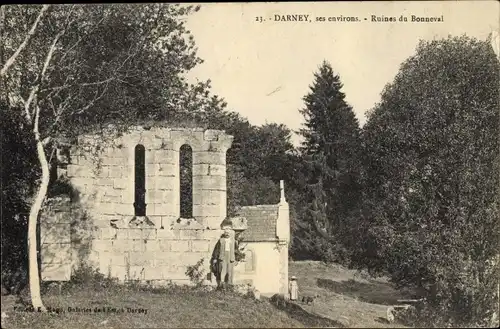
top-left (116, 230), bottom-right (128, 240)
top-left (101, 156), bottom-right (125, 166)
top-left (94, 178), bottom-right (114, 187)
top-left (143, 229), bottom-right (157, 240)
top-left (146, 163), bottom-right (177, 177)
top-left (157, 228), bottom-right (177, 239)
top-left (40, 243), bottom-right (71, 264)
top-left (144, 240), bottom-right (161, 252)
top-left (170, 240), bottom-right (190, 252)
top-left (150, 150), bottom-right (177, 164)
top-left (193, 152), bottom-right (226, 165)
top-left (203, 130), bottom-right (221, 141)
top-left (40, 224), bottom-right (71, 244)
top-left (193, 190), bottom-right (226, 205)
top-left (104, 165), bottom-right (126, 178)
top-left (128, 229), bottom-right (142, 240)
top-left (97, 202), bottom-right (131, 216)
top-left (160, 267), bottom-right (190, 281)
top-left (179, 230), bottom-right (204, 240)
top-left (193, 175), bottom-right (226, 190)
top-left (111, 252), bottom-right (128, 267)
top-left (154, 252), bottom-right (176, 266)
top-left (203, 217), bottom-right (226, 230)
top-left (148, 204), bottom-right (175, 216)
top-left (191, 240), bottom-right (210, 252)
top-left (113, 178), bottom-right (128, 190)
top-left (192, 204), bottom-right (222, 218)
top-left (180, 253), bottom-right (207, 266)
top-left (67, 165), bottom-right (95, 178)
top-left (192, 164), bottom-right (226, 177)
top-left (147, 176), bottom-right (176, 190)
top-left (129, 252), bottom-right (155, 267)
top-left (93, 239), bottom-right (113, 252)
top-left (46, 127), bottom-right (238, 283)
top-left (157, 163), bottom-right (177, 176)
top-left (110, 240), bottom-right (127, 252)
top-left (146, 190), bottom-right (175, 205)
top-left (144, 267), bottom-right (164, 281)
top-left (101, 187), bottom-right (122, 198)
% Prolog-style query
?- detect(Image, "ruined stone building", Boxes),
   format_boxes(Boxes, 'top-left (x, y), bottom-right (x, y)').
top-left (40, 126), bottom-right (290, 296)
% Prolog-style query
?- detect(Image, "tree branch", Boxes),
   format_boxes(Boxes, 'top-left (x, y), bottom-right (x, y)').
top-left (24, 29), bottom-right (65, 123)
top-left (74, 81), bottom-right (110, 114)
top-left (58, 15), bottom-right (106, 63)
top-left (34, 103), bottom-right (41, 139)
top-left (1, 5), bottom-right (50, 77)
top-left (42, 76), bottom-right (114, 93)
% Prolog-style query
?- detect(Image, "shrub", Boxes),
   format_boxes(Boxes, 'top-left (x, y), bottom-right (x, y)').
top-left (185, 258), bottom-right (206, 286)
top-left (68, 262), bottom-right (118, 289)
top-left (234, 233), bottom-right (246, 263)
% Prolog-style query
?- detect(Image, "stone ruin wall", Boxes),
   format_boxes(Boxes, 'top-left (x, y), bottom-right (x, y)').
top-left (41, 127), bottom-right (236, 284)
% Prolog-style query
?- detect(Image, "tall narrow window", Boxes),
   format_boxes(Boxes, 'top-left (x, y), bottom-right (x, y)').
top-left (245, 250), bottom-right (255, 272)
top-left (134, 144), bottom-right (146, 216)
top-left (179, 144), bottom-right (193, 218)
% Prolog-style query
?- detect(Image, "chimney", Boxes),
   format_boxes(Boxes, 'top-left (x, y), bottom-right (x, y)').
top-left (276, 180), bottom-right (290, 242)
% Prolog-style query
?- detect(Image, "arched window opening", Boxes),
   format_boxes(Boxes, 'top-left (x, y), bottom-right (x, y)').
top-left (134, 144), bottom-right (146, 216)
top-left (179, 144), bottom-right (193, 218)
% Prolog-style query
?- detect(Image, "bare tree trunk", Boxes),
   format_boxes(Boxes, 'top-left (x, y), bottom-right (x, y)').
top-left (28, 105), bottom-right (49, 312)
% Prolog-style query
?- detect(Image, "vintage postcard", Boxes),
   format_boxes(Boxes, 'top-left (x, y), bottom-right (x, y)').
top-left (1, 1), bottom-right (499, 328)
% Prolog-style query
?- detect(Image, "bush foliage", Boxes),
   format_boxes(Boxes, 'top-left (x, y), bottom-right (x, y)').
top-left (353, 36), bottom-right (500, 326)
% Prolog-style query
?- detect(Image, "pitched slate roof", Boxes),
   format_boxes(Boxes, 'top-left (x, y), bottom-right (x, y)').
top-left (239, 205), bottom-right (279, 242)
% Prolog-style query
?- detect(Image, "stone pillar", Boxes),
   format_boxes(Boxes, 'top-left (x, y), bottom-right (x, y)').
top-left (192, 131), bottom-right (233, 229)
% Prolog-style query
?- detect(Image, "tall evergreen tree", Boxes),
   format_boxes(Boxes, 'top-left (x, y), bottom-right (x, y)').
top-left (297, 61), bottom-right (362, 262)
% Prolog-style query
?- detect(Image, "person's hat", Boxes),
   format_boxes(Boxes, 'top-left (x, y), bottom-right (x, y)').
top-left (220, 217), bottom-right (233, 229)
top-left (291, 276), bottom-right (296, 280)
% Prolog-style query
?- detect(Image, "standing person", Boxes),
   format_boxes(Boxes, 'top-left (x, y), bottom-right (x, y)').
top-left (212, 227), bottom-right (235, 289)
top-left (289, 276), bottom-right (299, 301)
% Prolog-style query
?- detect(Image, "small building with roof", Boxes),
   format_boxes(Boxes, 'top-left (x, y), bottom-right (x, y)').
top-left (233, 181), bottom-right (290, 296)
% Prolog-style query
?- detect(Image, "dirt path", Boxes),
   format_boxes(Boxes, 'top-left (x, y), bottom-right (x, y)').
top-left (289, 261), bottom-right (413, 328)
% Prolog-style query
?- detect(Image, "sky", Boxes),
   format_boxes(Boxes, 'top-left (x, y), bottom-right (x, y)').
top-left (185, 1), bottom-right (499, 145)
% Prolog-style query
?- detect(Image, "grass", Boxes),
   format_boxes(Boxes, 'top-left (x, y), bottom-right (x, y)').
top-left (2, 282), bottom-right (341, 328)
top-left (2, 261), bottom-right (415, 328)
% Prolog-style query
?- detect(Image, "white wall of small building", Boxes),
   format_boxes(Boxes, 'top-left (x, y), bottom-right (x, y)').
top-left (234, 241), bottom-right (283, 296)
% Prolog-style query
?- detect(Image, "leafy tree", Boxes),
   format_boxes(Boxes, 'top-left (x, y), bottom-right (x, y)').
top-left (0, 5), bottom-right (49, 77)
top-left (358, 36), bottom-right (499, 326)
top-left (1, 3), bottom-right (203, 311)
top-left (296, 61), bottom-right (362, 262)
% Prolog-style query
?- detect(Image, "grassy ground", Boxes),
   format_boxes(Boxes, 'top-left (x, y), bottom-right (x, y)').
top-left (289, 261), bottom-right (415, 328)
top-left (2, 261), bottom-right (413, 328)
top-left (1, 283), bottom-right (340, 328)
